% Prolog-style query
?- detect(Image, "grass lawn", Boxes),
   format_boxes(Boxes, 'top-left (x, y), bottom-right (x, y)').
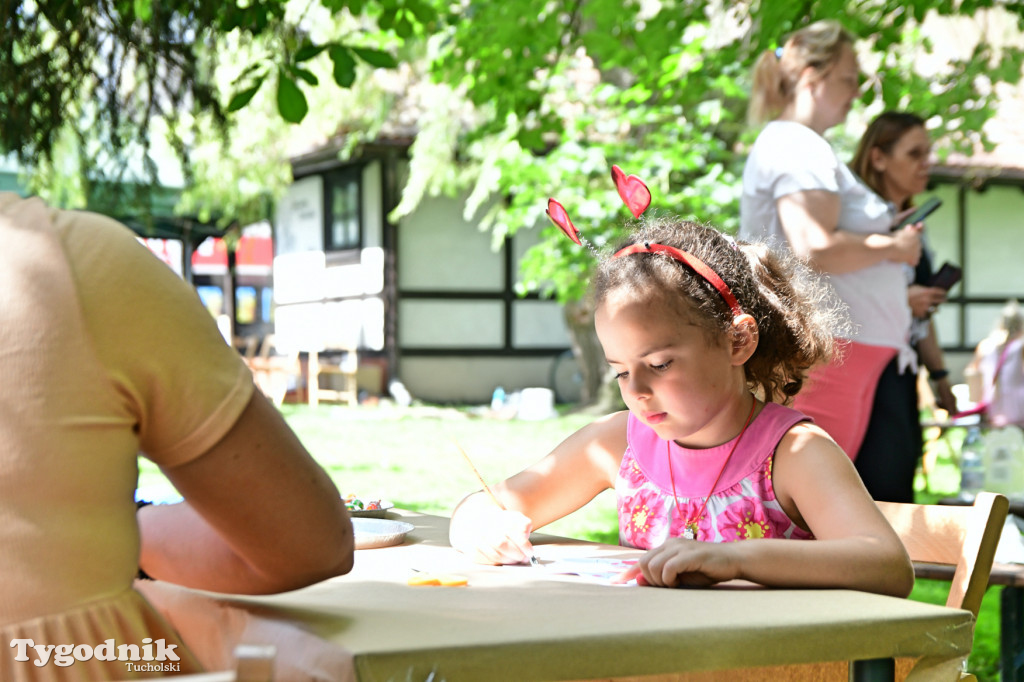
top-left (138, 404), bottom-right (1003, 681)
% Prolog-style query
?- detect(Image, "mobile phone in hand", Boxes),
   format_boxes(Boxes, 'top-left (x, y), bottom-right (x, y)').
top-left (895, 197), bottom-right (943, 229)
top-left (929, 262), bottom-right (962, 291)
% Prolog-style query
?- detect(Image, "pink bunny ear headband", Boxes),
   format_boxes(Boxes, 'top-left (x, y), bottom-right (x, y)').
top-left (545, 165), bottom-right (743, 317)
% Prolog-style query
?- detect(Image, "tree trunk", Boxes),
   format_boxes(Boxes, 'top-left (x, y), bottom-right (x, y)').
top-left (563, 299), bottom-right (625, 414)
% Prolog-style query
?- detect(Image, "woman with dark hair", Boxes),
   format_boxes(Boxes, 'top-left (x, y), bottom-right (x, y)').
top-left (849, 111), bottom-right (955, 501)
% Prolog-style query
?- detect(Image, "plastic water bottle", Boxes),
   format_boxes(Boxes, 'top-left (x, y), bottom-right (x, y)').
top-left (491, 386), bottom-right (506, 411)
top-left (959, 426), bottom-right (986, 501)
top-left (978, 426), bottom-right (1024, 498)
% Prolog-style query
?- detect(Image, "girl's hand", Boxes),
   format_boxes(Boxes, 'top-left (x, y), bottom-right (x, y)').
top-left (449, 505), bottom-right (535, 565)
top-left (615, 538), bottom-right (741, 588)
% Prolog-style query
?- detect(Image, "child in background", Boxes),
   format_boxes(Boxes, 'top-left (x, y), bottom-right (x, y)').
top-left (449, 179), bottom-right (913, 596)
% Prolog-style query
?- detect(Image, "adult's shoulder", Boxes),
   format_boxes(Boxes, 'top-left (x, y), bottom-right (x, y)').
top-left (52, 205), bottom-right (145, 256)
top-left (751, 121), bottom-right (833, 154)
top-left (746, 121), bottom-right (842, 197)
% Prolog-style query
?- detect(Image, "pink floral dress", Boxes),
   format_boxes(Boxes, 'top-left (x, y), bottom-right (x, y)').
top-left (616, 402), bottom-right (814, 548)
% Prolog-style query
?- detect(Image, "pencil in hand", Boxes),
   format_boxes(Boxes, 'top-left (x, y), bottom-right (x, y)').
top-left (451, 438), bottom-right (540, 567)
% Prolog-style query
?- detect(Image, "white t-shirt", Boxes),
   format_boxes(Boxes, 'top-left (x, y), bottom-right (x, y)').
top-left (739, 121), bottom-right (914, 367)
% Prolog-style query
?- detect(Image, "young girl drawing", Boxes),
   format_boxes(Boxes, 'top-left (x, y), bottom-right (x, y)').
top-left (448, 168), bottom-right (913, 596)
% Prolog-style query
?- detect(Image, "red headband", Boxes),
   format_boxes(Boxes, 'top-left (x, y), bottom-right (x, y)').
top-left (546, 165), bottom-right (744, 317)
top-left (613, 242), bottom-right (743, 317)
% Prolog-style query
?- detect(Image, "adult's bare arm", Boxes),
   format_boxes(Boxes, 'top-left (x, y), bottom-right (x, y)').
top-left (776, 190), bottom-right (922, 274)
top-left (917, 324), bottom-right (957, 412)
top-left (138, 390), bottom-right (353, 594)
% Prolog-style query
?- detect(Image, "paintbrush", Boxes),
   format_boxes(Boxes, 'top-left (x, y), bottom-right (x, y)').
top-left (451, 438), bottom-right (539, 566)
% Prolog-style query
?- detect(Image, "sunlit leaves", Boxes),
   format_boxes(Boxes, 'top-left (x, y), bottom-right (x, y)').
top-left (227, 79), bottom-right (265, 112)
top-left (329, 45), bottom-right (357, 87)
top-left (423, 0), bottom-right (1024, 318)
top-left (288, 65), bottom-right (319, 86)
top-left (295, 43), bottom-right (329, 62)
top-left (133, 0), bottom-right (152, 21)
top-left (276, 70), bottom-right (308, 123)
top-left (350, 46), bottom-right (397, 68)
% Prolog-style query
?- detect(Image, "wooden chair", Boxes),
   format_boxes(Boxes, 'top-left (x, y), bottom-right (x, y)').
top-left (883, 492), bottom-right (1009, 681)
top-left (769, 492), bottom-right (1009, 681)
top-left (878, 492), bottom-right (1008, 618)
top-left (308, 347), bottom-right (359, 406)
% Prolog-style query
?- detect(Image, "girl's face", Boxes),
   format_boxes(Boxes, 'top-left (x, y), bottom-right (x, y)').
top-left (810, 43), bottom-right (860, 130)
top-left (595, 291), bottom-right (748, 448)
top-left (872, 125), bottom-right (932, 205)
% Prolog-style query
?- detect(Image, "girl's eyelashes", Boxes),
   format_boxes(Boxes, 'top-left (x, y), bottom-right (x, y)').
top-left (612, 361), bottom-right (671, 380)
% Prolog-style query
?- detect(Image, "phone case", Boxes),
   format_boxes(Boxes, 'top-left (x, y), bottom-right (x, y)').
top-left (898, 198), bottom-right (942, 228)
top-left (930, 263), bottom-right (962, 290)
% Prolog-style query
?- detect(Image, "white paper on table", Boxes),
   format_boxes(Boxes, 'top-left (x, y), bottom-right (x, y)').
top-left (538, 556), bottom-right (640, 586)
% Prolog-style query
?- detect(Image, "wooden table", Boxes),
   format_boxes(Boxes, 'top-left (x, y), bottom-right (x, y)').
top-left (141, 511), bottom-right (975, 682)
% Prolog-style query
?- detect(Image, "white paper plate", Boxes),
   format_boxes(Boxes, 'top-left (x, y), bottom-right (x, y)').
top-left (353, 518), bottom-right (415, 549)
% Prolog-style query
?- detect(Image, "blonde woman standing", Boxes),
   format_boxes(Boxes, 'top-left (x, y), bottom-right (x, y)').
top-left (740, 20), bottom-right (924, 467)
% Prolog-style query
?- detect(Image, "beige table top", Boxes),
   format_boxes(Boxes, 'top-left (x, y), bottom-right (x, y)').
top-left (146, 510), bottom-right (975, 681)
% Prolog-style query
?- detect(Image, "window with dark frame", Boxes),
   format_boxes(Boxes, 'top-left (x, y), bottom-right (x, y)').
top-left (324, 166), bottom-right (362, 252)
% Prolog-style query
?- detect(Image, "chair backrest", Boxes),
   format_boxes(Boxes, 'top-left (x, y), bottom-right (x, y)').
top-left (876, 491), bottom-right (1008, 617)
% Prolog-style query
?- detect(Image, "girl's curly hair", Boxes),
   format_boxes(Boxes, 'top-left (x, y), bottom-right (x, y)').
top-left (593, 218), bottom-right (850, 403)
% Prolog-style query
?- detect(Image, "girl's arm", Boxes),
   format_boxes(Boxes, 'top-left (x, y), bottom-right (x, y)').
top-left (743, 422), bottom-right (913, 596)
top-left (776, 190), bottom-right (922, 274)
top-left (627, 423), bottom-right (913, 597)
top-left (449, 411), bottom-right (627, 564)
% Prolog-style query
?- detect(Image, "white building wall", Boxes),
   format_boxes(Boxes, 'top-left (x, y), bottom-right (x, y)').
top-left (398, 194), bottom-right (505, 292)
top-left (399, 357), bottom-right (561, 403)
top-left (395, 192), bottom-right (573, 402)
top-left (272, 163), bottom-right (386, 353)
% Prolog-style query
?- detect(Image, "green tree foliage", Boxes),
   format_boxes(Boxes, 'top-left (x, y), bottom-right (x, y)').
top-left (4, 1), bottom-right (1024, 405)
top-left (427, 0), bottom-right (1024, 292)
top-left (407, 1), bottom-right (1024, 404)
top-left (0, 0), bottom-right (437, 214)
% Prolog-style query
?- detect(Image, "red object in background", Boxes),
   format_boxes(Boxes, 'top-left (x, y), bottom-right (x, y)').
top-left (236, 234), bottom-right (273, 275)
top-left (192, 237), bottom-right (229, 275)
top-left (189, 234), bottom-right (273, 276)
top-left (138, 238), bottom-right (184, 277)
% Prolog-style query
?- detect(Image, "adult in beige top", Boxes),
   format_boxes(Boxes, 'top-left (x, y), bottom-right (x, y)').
top-left (0, 193), bottom-right (353, 680)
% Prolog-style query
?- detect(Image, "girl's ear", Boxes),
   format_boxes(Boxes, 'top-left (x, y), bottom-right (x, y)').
top-left (730, 314), bottom-right (759, 366)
